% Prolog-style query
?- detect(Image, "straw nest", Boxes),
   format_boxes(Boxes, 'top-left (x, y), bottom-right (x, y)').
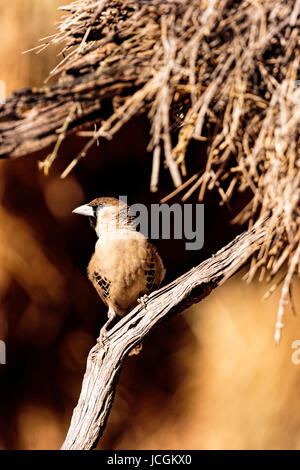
top-left (0, 0), bottom-right (299, 341)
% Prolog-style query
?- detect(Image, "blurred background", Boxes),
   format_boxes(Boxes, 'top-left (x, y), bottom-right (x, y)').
top-left (0, 0), bottom-right (300, 450)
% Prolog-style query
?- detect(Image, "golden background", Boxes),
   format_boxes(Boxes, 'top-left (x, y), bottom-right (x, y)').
top-left (0, 0), bottom-right (300, 450)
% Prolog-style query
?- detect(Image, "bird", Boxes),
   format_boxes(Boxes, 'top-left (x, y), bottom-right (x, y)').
top-left (72, 197), bottom-right (166, 345)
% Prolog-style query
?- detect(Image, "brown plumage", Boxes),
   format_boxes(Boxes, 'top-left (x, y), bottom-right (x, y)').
top-left (73, 197), bottom-right (165, 343)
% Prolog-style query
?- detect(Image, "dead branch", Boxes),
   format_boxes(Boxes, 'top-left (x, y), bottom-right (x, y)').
top-left (61, 217), bottom-right (268, 450)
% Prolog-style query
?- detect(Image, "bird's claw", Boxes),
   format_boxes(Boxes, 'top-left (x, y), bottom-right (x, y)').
top-left (98, 326), bottom-right (109, 352)
top-left (138, 294), bottom-right (149, 311)
top-left (97, 307), bottom-right (118, 351)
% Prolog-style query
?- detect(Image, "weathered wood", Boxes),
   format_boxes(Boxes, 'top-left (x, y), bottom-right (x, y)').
top-left (0, 77), bottom-right (135, 159)
top-left (61, 218), bottom-right (267, 450)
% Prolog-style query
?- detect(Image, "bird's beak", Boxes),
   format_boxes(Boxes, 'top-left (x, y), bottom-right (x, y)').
top-left (72, 204), bottom-right (94, 217)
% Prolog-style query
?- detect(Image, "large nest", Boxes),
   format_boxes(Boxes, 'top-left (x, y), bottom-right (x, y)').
top-left (0, 0), bottom-right (299, 341)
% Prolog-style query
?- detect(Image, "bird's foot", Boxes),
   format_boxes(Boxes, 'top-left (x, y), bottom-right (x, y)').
top-left (98, 326), bottom-right (108, 349)
top-left (97, 307), bottom-right (118, 350)
top-left (138, 294), bottom-right (149, 312)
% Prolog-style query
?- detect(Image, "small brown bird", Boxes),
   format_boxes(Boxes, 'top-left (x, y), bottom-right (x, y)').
top-left (73, 197), bottom-right (166, 344)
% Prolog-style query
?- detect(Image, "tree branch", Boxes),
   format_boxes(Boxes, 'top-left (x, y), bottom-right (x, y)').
top-left (61, 218), bottom-right (268, 450)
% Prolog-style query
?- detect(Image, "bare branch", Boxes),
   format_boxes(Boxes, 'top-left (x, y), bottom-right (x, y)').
top-left (61, 217), bottom-right (268, 450)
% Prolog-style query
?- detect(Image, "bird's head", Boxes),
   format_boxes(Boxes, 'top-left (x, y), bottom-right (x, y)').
top-left (72, 197), bottom-right (130, 236)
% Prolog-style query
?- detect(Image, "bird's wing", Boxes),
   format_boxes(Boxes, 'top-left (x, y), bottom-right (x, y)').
top-left (143, 244), bottom-right (166, 293)
top-left (87, 252), bottom-right (111, 306)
